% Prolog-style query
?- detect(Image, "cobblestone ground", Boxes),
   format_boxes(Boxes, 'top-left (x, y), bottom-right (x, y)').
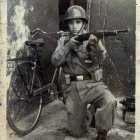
top-left (6, 98), bottom-right (134, 140)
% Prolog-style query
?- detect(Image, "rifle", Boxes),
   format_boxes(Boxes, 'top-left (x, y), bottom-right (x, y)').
top-left (74, 28), bottom-right (130, 42)
top-left (31, 28), bottom-right (130, 42)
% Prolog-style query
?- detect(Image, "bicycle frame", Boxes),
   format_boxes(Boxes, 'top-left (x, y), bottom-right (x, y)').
top-left (8, 52), bottom-right (59, 99)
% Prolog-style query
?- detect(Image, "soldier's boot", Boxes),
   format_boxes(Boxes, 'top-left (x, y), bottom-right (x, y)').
top-left (96, 135), bottom-right (107, 140)
top-left (96, 131), bottom-right (107, 140)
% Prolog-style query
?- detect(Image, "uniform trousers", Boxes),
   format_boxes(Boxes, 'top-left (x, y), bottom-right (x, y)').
top-left (63, 80), bottom-right (117, 138)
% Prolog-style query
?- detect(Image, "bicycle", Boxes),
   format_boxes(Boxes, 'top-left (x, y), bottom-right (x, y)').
top-left (7, 29), bottom-right (64, 136)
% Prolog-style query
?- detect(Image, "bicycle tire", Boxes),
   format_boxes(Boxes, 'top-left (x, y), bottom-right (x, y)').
top-left (7, 62), bottom-right (44, 135)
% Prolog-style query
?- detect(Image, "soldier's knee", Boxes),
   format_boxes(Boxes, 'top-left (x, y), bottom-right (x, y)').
top-left (68, 121), bottom-right (88, 138)
top-left (68, 113), bottom-right (88, 138)
top-left (102, 90), bottom-right (117, 108)
top-left (105, 96), bottom-right (117, 108)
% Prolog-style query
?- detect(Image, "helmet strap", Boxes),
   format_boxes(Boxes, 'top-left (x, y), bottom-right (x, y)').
top-left (71, 21), bottom-right (86, 36)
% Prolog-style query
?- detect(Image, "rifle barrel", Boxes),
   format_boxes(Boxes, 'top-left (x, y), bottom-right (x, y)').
top-left (75, 28), bottom-right (130, 42)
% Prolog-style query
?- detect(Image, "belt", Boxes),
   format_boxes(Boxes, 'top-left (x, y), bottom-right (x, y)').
top-left (70, 74), bottom-right (91, 81)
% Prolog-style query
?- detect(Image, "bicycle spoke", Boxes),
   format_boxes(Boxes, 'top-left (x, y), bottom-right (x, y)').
top-left (18, 103), bottom-right (26, 120)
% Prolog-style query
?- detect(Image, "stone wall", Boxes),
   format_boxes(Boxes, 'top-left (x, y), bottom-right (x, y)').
top-left (7, 0), bottom-right (59, 83)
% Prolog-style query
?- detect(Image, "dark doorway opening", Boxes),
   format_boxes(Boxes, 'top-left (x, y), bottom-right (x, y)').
top-left (59, 0), bottom-right (70, 31)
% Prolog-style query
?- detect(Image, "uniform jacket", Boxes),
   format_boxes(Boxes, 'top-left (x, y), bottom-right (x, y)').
top-left (51, 31), bottom-right (107, 82)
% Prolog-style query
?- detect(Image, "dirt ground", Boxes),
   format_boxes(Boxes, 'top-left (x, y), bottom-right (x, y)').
top-left (6, 98), bottom-right (135, 140)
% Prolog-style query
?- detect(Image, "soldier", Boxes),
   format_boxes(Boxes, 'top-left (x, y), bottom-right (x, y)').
top-left (51, 5), bottom-right (117, 140)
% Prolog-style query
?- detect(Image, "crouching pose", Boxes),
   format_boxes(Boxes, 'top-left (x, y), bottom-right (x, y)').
top-left (51, 5), bottom-right (117, 140)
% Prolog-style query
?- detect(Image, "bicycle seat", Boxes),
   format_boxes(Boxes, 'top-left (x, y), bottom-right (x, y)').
top-left (25, 38), bottom-right (45, 48)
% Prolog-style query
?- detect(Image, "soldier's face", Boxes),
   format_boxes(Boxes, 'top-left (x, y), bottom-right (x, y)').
top-left (68, 19), bottom-right (84, 35)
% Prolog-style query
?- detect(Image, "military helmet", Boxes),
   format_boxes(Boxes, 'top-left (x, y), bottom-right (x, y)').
top-left (64, 5), bottom-right (88, 23)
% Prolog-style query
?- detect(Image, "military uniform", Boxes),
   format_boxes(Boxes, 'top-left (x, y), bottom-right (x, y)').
top-left (51, 33), bottom-right (117, 138)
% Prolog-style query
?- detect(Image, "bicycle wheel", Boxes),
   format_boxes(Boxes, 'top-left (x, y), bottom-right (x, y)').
top-left (7, 62), bottom-right (43, 135)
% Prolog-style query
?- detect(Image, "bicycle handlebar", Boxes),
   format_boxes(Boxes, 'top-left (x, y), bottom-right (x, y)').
top-left (31, 28), bottom-right (69, 38)
top-left (31, 28), bottom-right (47, 36)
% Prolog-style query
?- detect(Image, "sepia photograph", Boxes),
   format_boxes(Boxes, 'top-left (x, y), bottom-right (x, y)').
top-left (0, 0), bottom-right (139, 140)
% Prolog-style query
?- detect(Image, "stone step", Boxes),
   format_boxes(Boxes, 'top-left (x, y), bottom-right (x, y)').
top-left (108, 128), bottom-right (134, 140)
top-left (115, 98), bottom-right (135, 133)
top-left (64, 128), bottom-right (134, 140)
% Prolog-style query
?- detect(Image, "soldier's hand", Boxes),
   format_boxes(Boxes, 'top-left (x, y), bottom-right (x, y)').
top-left (88, 34), bottom-right (98, 45)
top-left (67, 36), bottom-right (81, 50)
top-left (69, 36), bottom-right (80, 44)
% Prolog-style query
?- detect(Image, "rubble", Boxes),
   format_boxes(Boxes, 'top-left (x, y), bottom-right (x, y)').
top-left (7, 99), bottom-right (135, 140)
